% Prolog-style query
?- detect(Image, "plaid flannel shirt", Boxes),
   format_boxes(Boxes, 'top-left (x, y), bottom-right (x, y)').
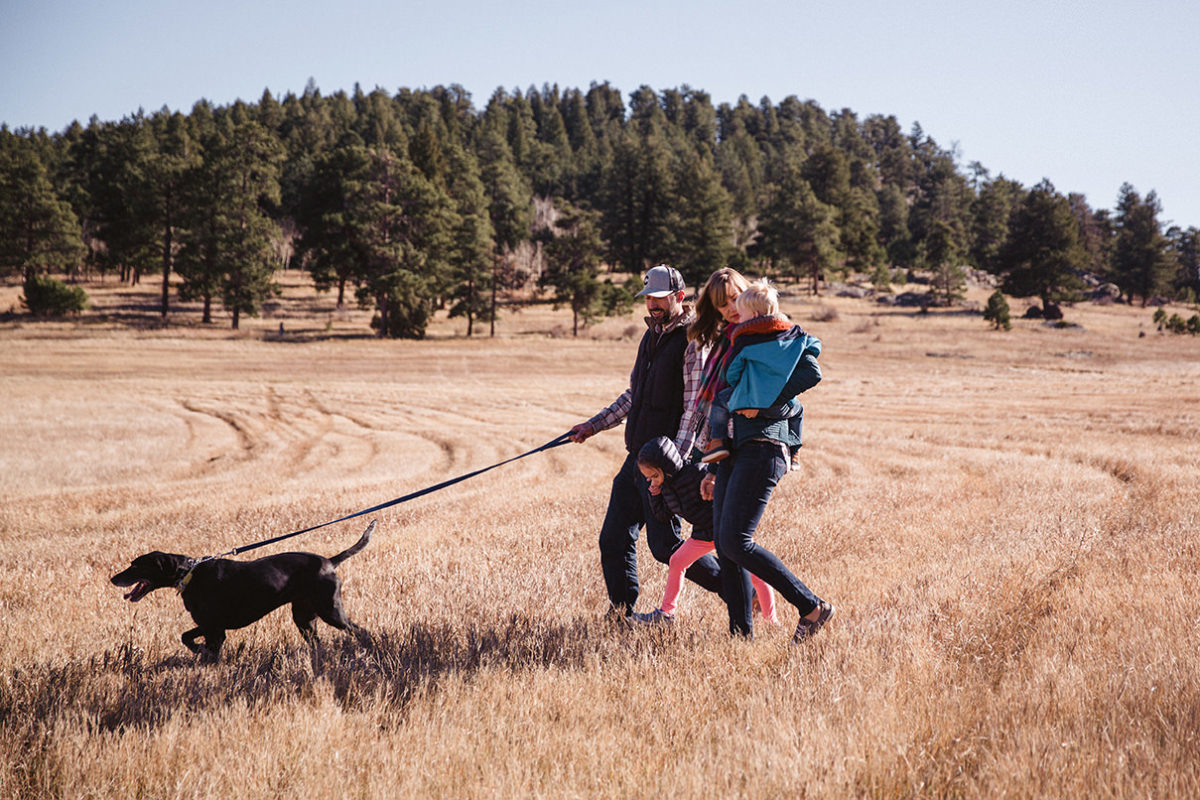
top-left (586, 312), bottom-right (707, 457)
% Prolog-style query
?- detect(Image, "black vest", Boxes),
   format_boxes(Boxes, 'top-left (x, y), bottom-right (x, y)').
top-left (625, 324), bottom-right (688, 453)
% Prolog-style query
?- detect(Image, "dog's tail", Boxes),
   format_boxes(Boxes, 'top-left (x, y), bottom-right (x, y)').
top-left (330, 520), bottom-right (375, 567)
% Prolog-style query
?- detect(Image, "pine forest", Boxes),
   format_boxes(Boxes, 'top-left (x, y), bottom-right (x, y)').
top-left (2, 81), bottom-right (1198, 336)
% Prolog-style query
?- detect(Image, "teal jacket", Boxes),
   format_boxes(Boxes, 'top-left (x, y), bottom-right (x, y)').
top-left (724, 315), bottom-right (822, 449)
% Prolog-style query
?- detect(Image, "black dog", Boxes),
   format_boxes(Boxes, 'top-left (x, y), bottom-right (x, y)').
top-left (111, 521), bottom-right (374, 660)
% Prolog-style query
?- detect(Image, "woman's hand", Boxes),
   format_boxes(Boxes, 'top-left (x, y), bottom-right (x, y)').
top-left (700, 473), bottom-right (716, 501)
top-left (736, 408), bottom-right (759, 418)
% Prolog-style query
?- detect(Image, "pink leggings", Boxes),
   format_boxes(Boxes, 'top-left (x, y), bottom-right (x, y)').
top-left (662, 537), bottom-right (777, 623)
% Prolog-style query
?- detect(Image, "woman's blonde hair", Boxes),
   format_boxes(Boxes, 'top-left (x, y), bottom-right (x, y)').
top-left (689, 267), bottom-right (751, 348)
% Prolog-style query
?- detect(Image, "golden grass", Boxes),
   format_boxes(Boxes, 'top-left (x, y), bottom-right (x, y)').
top-left (2, 276), bottom-right (1199, 798)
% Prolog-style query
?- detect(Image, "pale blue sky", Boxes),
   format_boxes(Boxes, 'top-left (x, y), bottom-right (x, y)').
top-left (3, 0), bottom-right (1198, 228)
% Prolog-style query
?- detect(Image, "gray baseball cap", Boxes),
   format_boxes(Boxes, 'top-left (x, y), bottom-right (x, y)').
top-left (636, 265), bottom-right (686, 297)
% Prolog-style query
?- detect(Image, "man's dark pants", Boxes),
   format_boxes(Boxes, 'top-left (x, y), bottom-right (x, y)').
top-left (598, 451), bottom-right (723, 613)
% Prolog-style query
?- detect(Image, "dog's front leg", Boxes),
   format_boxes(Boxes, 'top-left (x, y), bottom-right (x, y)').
top-left (182, 627), bottom-right (225, 662)
top-left (182, 627), bottom-right (205, 654)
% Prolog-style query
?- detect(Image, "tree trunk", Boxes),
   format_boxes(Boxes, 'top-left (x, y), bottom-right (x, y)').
top-left (490, 254), bottom-right (499, 337)
top-left (466, 275), bottom-right (475, 337)
top-left (160, 224), bottom-right (172, 319)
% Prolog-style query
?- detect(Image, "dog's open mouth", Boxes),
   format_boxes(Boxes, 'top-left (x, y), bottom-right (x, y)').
top-left (123, 580), bottom-right (153, 602)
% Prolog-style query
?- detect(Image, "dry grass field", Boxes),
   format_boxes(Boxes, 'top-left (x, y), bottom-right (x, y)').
top-left (2, 274), bottom-right (1199, 798)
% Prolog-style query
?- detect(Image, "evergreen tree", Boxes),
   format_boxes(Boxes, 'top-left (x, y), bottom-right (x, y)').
top-left (177, 106), bottom-right (283, 328)
top-left (349, 147), bottom-right (453, 338)
top-left (558, 87), bottom-right (599, 198)
top-left (1070, 193), bottom-right (1115, 281)
top-left (146, 110), bottom-right (200, 317)
top-left (1166, 225), bottom-right (1200, 301)
top-left (715, 128), bottom-right (764, 251)
top-left (477, 128), bottom-right (532, 336)
top-left (969, 175), bottom-right (1022, 273)
top-left (529, 84), bottom-right (573, 196)
top-left (0, 128), bottom-right (86, 281)
top-left (756, 161), bottom-right (840, 294)
top-left (862, 114), bottom-right (912, 191)
top-left (839, 186), bottom-right (884, 270)
top-left (443, 143), bottom-right (494, 336)
top-left (294, 134), bottom-right (372, 307)
top-left (876, 183), bottom-right (912, 267)
top-left (907, 126), bottom-right (971, 269)
top-left (671, 153), bottom-right (734, 288)
top-left (538, 201), bottom-right (609, 335)
top-left (925, 219), bottom-right (966, 306)
top-left (601, 128), bottom-right (674, 272)
top-left (999, 180), bottom-right (1085, 311)
top-left (75, 114), bottom-right (160, 284)
top-left (1113, 184), bottom-right (1172, 305)
top-left (983, 289), bottom-right (1011, 330)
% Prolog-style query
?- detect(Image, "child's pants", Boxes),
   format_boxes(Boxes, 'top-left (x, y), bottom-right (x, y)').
top-left (662, 537), bottom-right (777, 623)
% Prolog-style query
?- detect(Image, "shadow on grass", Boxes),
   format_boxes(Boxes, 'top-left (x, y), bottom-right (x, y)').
top-left (0, 613), bottom-right (672, 739)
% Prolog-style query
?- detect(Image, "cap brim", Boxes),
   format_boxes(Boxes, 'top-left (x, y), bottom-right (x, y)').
top-left (636, 289), bottom-right (673, 297)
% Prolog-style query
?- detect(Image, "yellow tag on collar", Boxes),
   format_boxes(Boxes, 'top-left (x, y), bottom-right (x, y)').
top-left (176, 567), bottom-right (196, 594)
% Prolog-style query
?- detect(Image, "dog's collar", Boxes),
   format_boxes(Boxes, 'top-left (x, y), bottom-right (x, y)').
top-left (175, 558), bottom-right (200, 594)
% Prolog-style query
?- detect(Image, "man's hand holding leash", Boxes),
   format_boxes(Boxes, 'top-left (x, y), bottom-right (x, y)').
top-left (569, 422), bottom-right (595, 443)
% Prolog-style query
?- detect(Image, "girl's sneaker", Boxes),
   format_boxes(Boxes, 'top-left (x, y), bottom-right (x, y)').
top-left (632, 608), bottom-right (674, 626)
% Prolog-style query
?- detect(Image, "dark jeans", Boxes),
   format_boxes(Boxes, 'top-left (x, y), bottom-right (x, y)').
top-left (598, 451), bottom-right (723, 612)
top-left (713, 440), bottom-right (820, 636)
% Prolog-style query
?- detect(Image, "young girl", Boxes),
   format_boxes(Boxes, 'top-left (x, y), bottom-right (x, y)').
top-left (631, 436), bottom-right (777, 625)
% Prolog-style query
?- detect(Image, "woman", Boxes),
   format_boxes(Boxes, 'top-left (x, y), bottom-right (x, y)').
top-left (689, 268), bottom-right (750, 450)
top-left (693, 269), bottom-right (833, 641)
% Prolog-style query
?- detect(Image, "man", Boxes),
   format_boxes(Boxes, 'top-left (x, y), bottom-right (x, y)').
top-left (569, 265), bottom-right (723, 617)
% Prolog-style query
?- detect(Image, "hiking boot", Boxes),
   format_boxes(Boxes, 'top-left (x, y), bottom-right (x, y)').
top-left (631, 608), bottom-right (675, 626)
top-left (793, 601), bottom-right (834, 644)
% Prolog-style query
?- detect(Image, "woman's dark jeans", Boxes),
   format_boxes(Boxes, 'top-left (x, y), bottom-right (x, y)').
top-left (714, 440), bottom-right (820, 635)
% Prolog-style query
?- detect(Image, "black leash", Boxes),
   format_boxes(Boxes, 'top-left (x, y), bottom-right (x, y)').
top-left (215, 431), bottom-right (574, 558)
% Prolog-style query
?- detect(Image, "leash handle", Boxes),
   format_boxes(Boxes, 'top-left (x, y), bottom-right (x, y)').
top-left (228, 431), bottom-right (573, 556)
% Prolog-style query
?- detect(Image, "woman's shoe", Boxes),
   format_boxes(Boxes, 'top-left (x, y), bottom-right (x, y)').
top-left (793, 601), bottom-right (833, 643)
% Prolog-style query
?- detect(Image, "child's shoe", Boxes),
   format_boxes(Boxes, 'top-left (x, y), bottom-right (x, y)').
top-left (701, 439), bottom-right (729, 463)
top-left (631, 608), bottom-right (675, 626)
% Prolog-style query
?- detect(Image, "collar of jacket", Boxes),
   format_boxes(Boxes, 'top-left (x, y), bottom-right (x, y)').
top-left (643, 308), bottom-right (695, 336)
top-left (729, 314), bottom-right (793, 343)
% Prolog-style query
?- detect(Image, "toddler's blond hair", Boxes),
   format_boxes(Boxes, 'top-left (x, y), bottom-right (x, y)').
top-left (735, 279), bottom-right (779, 319)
